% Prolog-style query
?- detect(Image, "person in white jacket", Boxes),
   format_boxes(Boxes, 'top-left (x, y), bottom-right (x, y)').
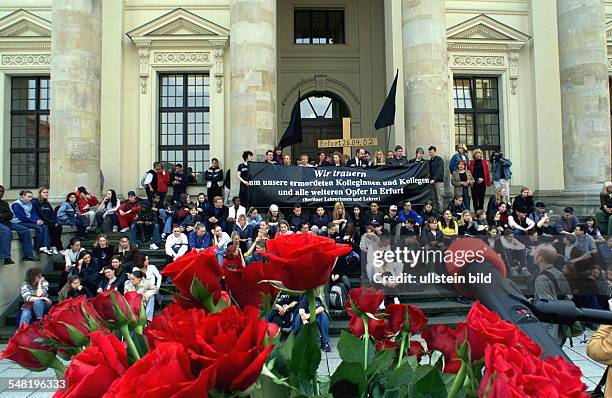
top-left (212, 225), bottom-right (231, 265)
top-left (165, 225), bottom-right (188, 261)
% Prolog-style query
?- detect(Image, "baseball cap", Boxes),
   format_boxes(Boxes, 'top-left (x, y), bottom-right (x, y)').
top-left (269, 204), bottom-right (279, 212)
top-left (389, 205), bottom-right (398, 211)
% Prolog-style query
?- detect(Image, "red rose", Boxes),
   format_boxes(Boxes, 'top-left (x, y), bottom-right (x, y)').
top-left (347, 287), bottom-right (385, 314)
top-left (55, 331), bottom-right (128, 398)
top-left (479, 344), bottom-right (587, 398)
top-left (375, 339), bottom-right (400, 352)
top-left (348, 309), bottom-right (387, 341)
top-left (145, 304), bottom-right (208, 351)
top-left (223, 260), bottom-right (279, 309)
top-left (190, 306), bottom-right (275, 391)
top-left (0, 322), bottom-right (56, 370)
top-left (123, 291), bottom-right (146, 325)
top-left (462, 301), bottom-right (541, 361)
top-left (408, 340), bottom-right (426, 361)
top-left (42, 296), bottom-right (102, 348)
top-left (385, 304), bottom-right (428, 335)
top-left (421, 324), bottom-right (464, 374)
top-left (261, 233), bottom-right (352, 291)
top-left (104, 342), bottom-right (215, 398)
top-left (91, 290), bottom-right (137, 329)
top-left (162, 246), bottom-right (223, 303)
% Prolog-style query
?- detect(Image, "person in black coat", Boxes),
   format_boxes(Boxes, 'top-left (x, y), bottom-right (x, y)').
top-left (91, 234), bottom-right (114, 269)
top-left (287, 204), bottom-right (307, 232)
top-left (171, 163), bottom-right (188, 204)
top-left (32, 188), bottom-right (63, 252)
top-left (311, 206), bottom-right (331, 230)
top-left (204, 158), bottom-right (224, 205)
top-left (511, 187), bottom-right (535, 216)
top-left (59, 275), bottom-right (93, 301)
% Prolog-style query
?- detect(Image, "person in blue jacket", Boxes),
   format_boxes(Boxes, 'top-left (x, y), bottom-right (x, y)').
top-left (188, 222), bottom-right (212, 251)
top-left (11, 190), bottom-right (52, 256)
top-left (57, 192), bottom-right (87, 239)
top-left (449, 144), bottom-right (469, 173)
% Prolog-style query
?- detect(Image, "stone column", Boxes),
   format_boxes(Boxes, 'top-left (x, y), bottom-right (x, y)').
top-left (229, 0), bottom-right (276, 172)
top-left (557, 0), bottom-right (611, 191)
top-left (50, 0), bottom-right (102, 198)
top-left (401, 0), bottom-right (451, 160)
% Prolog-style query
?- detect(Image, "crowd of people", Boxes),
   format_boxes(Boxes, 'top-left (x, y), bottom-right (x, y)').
top-left (3, 143), bottom-right (612, 350)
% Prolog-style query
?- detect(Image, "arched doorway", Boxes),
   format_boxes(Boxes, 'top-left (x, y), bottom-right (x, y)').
top-left (291, 92), bottom-right (350, 162)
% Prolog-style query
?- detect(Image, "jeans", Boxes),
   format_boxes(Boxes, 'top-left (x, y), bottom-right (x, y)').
top-left (162, 213), bottom-right (174, 235)
top-left (95, 212), bottom-right (118, 232)
top-left (8, 224), bottom-right (35, 257)
top-left (16, 222), bottom-right (49, 250)
top-left (292, 311), bottom-right (330, 345)
top-left (19, 300), bottom-right (51, 326)
top-left (0, 224), bottom-right (12, 259)
top-left (145, 297), bottom-right (155, 321)
top-left (129, 223), bottom-right (161, 245)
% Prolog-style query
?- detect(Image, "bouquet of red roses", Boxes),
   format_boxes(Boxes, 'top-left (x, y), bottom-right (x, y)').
top-left (0, 234), bottom-right (588, 397)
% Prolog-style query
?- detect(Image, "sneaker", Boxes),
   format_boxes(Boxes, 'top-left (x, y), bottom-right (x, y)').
top-left (149, 243), bottom-right (159, 250)
top-left (23, 256), bottom-right (40, 262)
top-left (520, 268), bottom-right (531, 277)
top-left (321, 343), bottom-right (331, 353)
top-left (39, 247), bottom-right (53, 256)
top-left (120, 228), bottom-right (129, 233)
top-left (112, 226), bottom-right (118, 232)
top-left (4, 258), bottom-right (14, 265)
top-left (51, 247), bottom-right (59, 255)
top-left (161, 233), bottom-right (167, 240)
top-left (393, 296), bottom-right (400, 305)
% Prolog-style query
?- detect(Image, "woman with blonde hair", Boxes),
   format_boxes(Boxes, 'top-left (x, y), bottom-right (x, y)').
top-left (332, 202), bottom-right (349, 232)
top-left (373, 150), bottom-right (386, 166)
top-left (468, 148), bottom-right (491, 211)
top-left (331, 151), bottom-right (345, 167)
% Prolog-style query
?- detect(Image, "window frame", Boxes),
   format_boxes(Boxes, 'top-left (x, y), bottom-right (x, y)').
top-left (294, 9), bottom-right (345, 45)
top-left (158, 72), bottom-right (211, 186)
top-left (453, 75), bottom-right (501, 154)
top-left (9, 76), bottom-right (50, 189)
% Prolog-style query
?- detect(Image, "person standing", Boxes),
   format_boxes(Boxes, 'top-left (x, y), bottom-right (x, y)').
top-left (237, 151), bottom-right (253, 206)
top-left (11, 190), bottom-right (52, 256)
top-left (449, 144), bottom-right (468, 173)
top-left (533, 244), bottom-right (572, 345)
top-left (451, 161), bottom-right (474, 211)
top-left (468, 148), bottom-right (491, 211)
top-left (204, 158), bottom-right (224, 205)
top-left (386, 145), bottom-right (408, 166)
top-left (490, 151), bottom-right (512, 203)
top-left (170, 164), bottom-right (188, 204)
top-left (428, 146), bottom-right (445, 212)
top-left (0, 185), bottom-right (38, 263)
top-left (155, 162), bottom-right (170, 204)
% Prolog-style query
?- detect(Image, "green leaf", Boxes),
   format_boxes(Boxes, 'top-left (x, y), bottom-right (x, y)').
top-left (366, 348), bottom-right (397, 382)
top-left (190, 277), bottom-right (216, 312)
top-left (291, 322), bottom-right (321, 382)
top-left (337, 330), bottom-right (374, 364)
top-left (387, 363), bottom-right (415, 390)
top-left (411, 367), bottom-right (447, 398)
top-left (23, 348), bottom-right (58, 370)
top-left (330, 362), bottom-right (367, 397)
top-left (60, 322), bottom-right (90, 347)
top-left (429, 350), bottom-right (443, 368)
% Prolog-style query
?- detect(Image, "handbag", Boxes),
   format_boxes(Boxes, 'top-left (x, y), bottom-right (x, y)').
top-left (591, 367), bottom-right (608, 398)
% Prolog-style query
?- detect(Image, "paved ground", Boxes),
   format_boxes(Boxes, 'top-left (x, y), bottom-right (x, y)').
top-left (0, 331), bottom-right (607, 396)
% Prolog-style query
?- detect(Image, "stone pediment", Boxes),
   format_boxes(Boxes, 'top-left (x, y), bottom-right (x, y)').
top-left (127, 8), bottom-right (229, 47)
top-left (447, 14), bottom-right (530, 51)
top-left (0, 9), bottom-right (51, 38)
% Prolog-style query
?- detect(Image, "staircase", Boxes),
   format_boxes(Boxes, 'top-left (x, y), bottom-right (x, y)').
top-left (0, 232), bottom-right (532, 342)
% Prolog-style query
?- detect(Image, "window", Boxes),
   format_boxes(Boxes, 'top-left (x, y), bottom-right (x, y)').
top-left (159, 73), bottom-right (210, 184)
top-left (10, 77), bottom-right (50, 188)
top-left (295, 9), bottom-right (344, 45)
top-left (299, 94), bottom-right (349, 119)
top-left (453, 76), bottom-right (500, 157)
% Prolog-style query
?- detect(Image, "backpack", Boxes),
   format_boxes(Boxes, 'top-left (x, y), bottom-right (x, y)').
top-left (141, 170), bottom-right (154, 188)
top-left (539, 269), bottom-right (585, 338)
top-left (329, 284), bottom-right (347, 309)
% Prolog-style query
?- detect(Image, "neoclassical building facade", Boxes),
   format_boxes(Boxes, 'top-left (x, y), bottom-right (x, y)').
top-left (0, 0), bottom-right (610, 203)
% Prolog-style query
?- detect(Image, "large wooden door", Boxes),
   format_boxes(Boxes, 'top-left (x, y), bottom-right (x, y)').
top-left (292, 120), bottom-right (343, 161)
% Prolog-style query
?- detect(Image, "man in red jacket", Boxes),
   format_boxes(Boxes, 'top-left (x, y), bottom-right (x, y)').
top-left (75, 186), bottom-right (99, 231)
top-left (155, 162), bottom-right (170, 204)
top-left (117, 191), bottom-right (142, 232)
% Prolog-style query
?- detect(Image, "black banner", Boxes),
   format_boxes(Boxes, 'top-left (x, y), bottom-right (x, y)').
top-left (248, 162), bottom-right (431, 206)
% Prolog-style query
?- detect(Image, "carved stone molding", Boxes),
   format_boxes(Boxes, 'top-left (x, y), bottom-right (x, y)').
top-left (137, 43), bottom-right (151, 94)
top-left (608, 56), bottom-right (612, 71)
top-left (508, 51), bottom-right (519, 95)
top-left (451, 55), bottom-right (504, 67)
top-left (210, 39), bottom-right (228, 93)
top-left (1, 54), bottom-right (50, 66)
top-left (153, 51), bottom-right (210, 64)
top-left (281, 75), bottom-right (360, 107)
